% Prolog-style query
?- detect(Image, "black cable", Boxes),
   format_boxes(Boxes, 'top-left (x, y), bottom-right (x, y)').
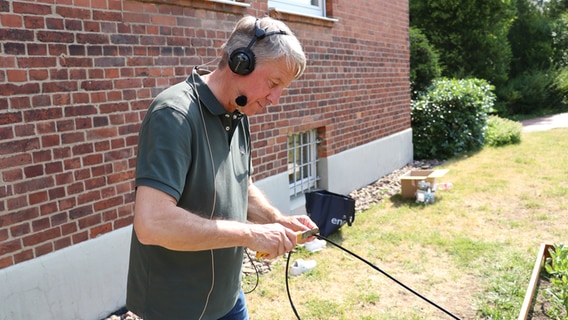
top-left (285, 235), bottom-right (462, 320)
top-left (243, 248), bottom-right (260, 294)
top-left (285, 250), bottom-right (302, 320)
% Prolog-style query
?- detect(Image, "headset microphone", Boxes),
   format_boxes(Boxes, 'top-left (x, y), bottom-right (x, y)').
top-left (235, 95), bottom-right (247, 107)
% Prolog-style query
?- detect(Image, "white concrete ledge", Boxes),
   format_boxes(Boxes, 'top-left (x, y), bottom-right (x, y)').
top-left (0, 226), bottom-right (132, 320)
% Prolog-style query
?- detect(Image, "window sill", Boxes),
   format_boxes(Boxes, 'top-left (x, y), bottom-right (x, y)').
top-left (206, 0), bottom-right (250, 8)
top-left (268, 7), bottom-right (338, 27)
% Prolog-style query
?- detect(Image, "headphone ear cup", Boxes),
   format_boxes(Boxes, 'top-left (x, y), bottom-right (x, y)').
top-left (228, 48), bottom-right (256, 75)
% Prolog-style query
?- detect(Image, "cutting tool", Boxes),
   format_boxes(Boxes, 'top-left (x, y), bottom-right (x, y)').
top-left (256, 228), bottom-right (320, 258)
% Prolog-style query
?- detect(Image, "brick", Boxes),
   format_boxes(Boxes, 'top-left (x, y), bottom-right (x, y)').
top-left (0, 28), bottom-right (33, 41)
top-left (39, 202), bottom-right (58, 216)
top-left (85, 176), bottom-right (106, 189)
top-left (102, 209), bottom-right (118, 221)
top-left (66, 182), bottom-right (85, 195)
top-left (115, 216), bottom-right (133, 229)
top-left (31, 94), bottom-right (51, 107)
top-left (36, 30), bottom-right (74, 43)
top-left (52, 147), bottom-right (71, 159)
top-left (22, 227), bottom-right (60, 246)
top-left (0, 111), bottom-right (22, 125)
top-left (90, 222), bottom-right (111, 238)
top-left (2, 168), bottom-right (23, 183)
top-left (1, 13), bottom-right (22, 27)
top-left (61, 222), bottom-right (78, 236)
top-left (13, 249), bottom-right (33, 264)
top-left (36, 121), bottom-right (55, 134)
top-left (56, 119), bottom-right (74, 132)
top-left (34, 242), bottom-right (53, 257)
top-left (54, 237), bottom-right (72, 250)
top-left (72, 231), bottom-right (88, 244)
top-left (24, 164), bottom-right (44, 178)
top-left (74, 118), bottom-right (91, 132)
top-left (10, 223), bottom-right (30, 237)
top-left (13, 176), bottom-right (54, 194)
top-left (0, 256), bottom-right (13, 269)
top-left (77, 190), bottom-right (101, 205)
top-left (0, 239), bottom-right (21, 255)
top-left (7, 69), bottom-right (27, 82)
top-left (65, 19), bottom-right (82, 31)
top-left (0, 82), bottom-right (40, 96)
top-left (42, 81), bottom-right (78, 93)
top-left (69, 204), bottom-right (92, 220)
top-left (32, 217), bottom-right (50, 232)
top-left (45, 161), bottom-right (63, 174)
top-left (51, 212), bottom-right (68, 227)
top-left (61, 132), bottom-right (85, 145)
top-left (87, 127), bottom-right (118, 140)
top-left (94, 196), bottom-right (122, 212)
top-left (78, 214), bottom-right (101, 231)
top-left (6, 195), bottom-right (27, 211)
top-left (41, 134), bottom-right (61, 148)
top-left (81, 79), bottom-right (112, 91)
top-left (29, 191), bottom-right (48, 205)
top-left (24, 15), bottom-right (44, 29)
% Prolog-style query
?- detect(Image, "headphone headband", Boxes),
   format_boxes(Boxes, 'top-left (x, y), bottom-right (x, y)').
top-left (229, 19), bottom-right (288, 75)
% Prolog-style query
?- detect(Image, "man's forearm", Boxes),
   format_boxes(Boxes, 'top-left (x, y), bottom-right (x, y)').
top-left (246, 180), bottom-right (284, 224)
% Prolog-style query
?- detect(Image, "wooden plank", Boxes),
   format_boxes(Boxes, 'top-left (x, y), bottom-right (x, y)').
top-left (518, 243), bottom-right (554, 320)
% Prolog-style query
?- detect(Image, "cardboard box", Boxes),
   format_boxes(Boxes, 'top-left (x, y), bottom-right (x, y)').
top-left (400, 169), bottom-right (449, 198)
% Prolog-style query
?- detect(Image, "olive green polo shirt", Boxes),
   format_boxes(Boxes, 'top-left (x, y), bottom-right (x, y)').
top-left (127, 68), bottom-right (251, 320)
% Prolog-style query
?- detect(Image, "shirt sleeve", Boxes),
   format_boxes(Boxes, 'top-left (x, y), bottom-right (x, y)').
top-left (135, 107), bottom-right (192, 202)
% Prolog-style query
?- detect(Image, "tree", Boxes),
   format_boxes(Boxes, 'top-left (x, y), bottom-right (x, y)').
top-left (409, 27), bottom-right (442, 98)
top-left (508, 0), bottom-right (554, 77)
top-left (410, 0), bottom-right (516, 87)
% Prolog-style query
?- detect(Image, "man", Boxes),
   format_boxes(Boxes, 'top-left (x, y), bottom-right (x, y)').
top-left (126, 16), bottom-right (318, 320)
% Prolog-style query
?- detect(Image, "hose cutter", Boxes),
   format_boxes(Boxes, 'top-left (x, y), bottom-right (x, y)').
top-left (256, 228), bottom-right (319, 258)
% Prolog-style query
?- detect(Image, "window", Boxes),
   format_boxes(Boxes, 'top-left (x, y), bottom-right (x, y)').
top-left (268, 0), bottom-right (326, 17)
top-left (288, 130), bottom-right (319, 197)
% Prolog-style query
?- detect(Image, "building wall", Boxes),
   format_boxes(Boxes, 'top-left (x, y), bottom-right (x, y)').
top-left (0, 0), bottom-right (410, 271)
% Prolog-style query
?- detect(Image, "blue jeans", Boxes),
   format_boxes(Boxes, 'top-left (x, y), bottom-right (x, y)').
top-left (218, 290), bottom-right (249, 320)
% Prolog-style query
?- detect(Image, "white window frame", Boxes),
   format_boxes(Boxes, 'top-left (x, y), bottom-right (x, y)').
top-left (268, 0), bottom-right (326, 17)
top-left (288, 130), bottom-right (319, 198)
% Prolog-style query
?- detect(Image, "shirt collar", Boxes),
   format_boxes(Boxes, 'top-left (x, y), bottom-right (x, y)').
top-left (187, 67), bottom-right (227, 116)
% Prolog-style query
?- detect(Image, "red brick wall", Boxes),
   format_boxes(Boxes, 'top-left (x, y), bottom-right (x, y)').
top-left (0, 0), bottom-right (410, 269)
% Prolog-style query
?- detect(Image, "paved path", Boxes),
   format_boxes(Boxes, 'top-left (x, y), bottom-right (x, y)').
top-left (521, 112), bottom-right (568, 132)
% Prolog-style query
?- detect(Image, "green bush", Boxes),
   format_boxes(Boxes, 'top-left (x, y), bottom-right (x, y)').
top-left (485, 115), bottom-right (522, 147)
top-left (411, 78), bottom-right (496, 159)
top-left (410, 27), bottom-right (442, 98)
top-left (554, 66), bottom-right (568, 106)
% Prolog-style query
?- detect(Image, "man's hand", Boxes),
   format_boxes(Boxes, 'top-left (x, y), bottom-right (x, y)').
top-left (248, 223), bottom-right (298, 259)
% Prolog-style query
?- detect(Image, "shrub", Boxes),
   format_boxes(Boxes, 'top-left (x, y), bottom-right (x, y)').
top-left (553, 66), bottom-right (568, 106)
top-left (411, 78), bottom-right (496, 159)
top-left (495, 69), bottom-right (562, 116)
top-left (410, 27), bottom-right (442, 99)
top-left (485, 115), bottom-right (522, 147)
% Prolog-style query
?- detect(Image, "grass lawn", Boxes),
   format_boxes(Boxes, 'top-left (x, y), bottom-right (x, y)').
top-left (244, 127), bottom-right (568, 320)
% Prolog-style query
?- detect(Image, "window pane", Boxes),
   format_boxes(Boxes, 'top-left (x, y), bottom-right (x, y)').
top-left (268, 0), bottom-right (325, 17)
top-left (287, 130), bottom-right (319, 197)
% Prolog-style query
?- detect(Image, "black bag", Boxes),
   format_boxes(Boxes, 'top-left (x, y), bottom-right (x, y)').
top-left (305, 189), bottom-right (356, 237)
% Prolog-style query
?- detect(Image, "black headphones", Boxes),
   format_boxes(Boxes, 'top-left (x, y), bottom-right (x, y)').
top-left (228, 19), bottom-right (288, 76)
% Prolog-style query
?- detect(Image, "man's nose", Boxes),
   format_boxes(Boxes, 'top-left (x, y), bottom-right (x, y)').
top-left (267, 88), bottom-right (284, 105)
